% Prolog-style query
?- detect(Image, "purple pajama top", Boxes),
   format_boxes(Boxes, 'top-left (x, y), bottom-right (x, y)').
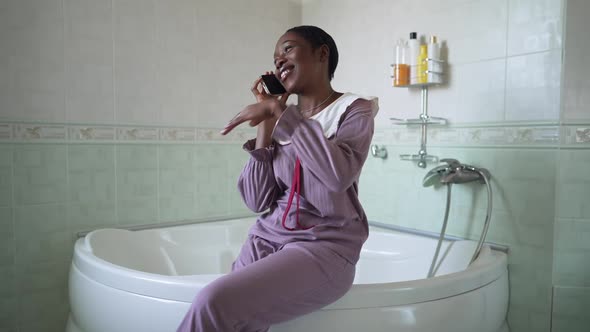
top-left (238, 93), bottom-right (378, 265)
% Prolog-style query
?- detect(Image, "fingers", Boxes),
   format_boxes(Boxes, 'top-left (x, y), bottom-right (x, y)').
top-left (252, 72), bottom-right (276, 101)
top-left (220, 100), bottom-right (276, 135)
top-left (251, 77), bottom-right (263, 97)
top-left (220, 111), bottom-right (243, 135)
top-left (278, 92), bottom-right (291, 105)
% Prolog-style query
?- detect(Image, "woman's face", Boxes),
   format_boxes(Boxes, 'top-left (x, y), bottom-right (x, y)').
top-left (273, 32), bottom-right (327, 94)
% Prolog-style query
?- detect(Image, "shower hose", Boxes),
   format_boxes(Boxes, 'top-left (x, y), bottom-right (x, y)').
top-left (427, 170), bottom-right (493, 278)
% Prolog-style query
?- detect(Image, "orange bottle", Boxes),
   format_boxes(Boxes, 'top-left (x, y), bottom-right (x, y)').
top-left (394, 39), bottom-right (409, 86)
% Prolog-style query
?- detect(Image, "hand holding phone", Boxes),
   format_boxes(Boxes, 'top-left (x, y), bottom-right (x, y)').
top-left (261, 74), bottom-right (286, 95)
top-left (220, 73), bottom-right (289, 136)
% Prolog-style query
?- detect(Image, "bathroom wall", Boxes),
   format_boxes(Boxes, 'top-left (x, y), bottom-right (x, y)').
top-left (1, 1), bottom-right (586, 332)
top-left (0, 0), bottom-right (300, 331)
top-left (302, 0), bottom-right (564, 331)
top-left (551, 0), bottom-right (590, 330)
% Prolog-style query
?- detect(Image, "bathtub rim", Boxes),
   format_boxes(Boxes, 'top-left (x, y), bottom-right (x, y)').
top-left (71, 218), bottom-right (508, 309)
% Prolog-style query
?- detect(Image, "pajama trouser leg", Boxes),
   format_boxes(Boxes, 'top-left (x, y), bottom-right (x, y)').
top-left (176, 239), bottom-right (355, 332)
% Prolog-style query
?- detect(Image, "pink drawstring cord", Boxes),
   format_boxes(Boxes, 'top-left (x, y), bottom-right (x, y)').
top-left (281, 157), bottom-right (313, 231)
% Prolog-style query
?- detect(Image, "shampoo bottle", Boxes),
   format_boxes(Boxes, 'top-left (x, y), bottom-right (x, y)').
top-left (427, 36), bottom-right (442, 83)
top-left (408, 32), bottom-right (419, 85)
top-left (418, 44), bottom-right (428, 84)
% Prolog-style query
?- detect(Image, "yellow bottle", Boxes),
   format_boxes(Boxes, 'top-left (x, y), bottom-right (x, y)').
top-left (418, 44), bottom-right (428, 84)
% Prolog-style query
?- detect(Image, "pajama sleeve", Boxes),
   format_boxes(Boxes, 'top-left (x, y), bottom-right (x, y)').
top-left (237, 139), bottom-right (281, 213)
top-left (272, 98), bottom-right (375, 193)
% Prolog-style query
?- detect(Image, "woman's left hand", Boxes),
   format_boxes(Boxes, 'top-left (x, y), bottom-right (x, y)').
top-left (220, 92), bottom-right (290, 136)
top-left (220, 94), bottom-right (289, 135)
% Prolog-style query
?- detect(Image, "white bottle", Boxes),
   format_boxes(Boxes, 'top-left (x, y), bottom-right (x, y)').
top-left (408, 32), bottom-right (420, 85)
top-left (427, 36), bottom-right (442, 84)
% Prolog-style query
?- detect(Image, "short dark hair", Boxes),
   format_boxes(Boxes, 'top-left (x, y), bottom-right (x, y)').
top-left (286, 25), bottom-right (338, 81)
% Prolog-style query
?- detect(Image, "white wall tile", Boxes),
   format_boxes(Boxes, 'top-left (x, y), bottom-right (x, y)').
top-left (193, 0), bottom-right (301, 128)
top-left (507, 0), bottom-right (563, 56)
top-left (304, 0), bottom-right (509, 127)
top-left (420, 0), bottom-right (509, 64)
top-left (155, 0), bottom-right (198, 126)
top-left (562, 0), bottom-right (590, 122)
top-left (359, 0), bottom-right (509, 64)
top-left (0, 0), bottom-right (65, 122)
top-left (65, 0), bottom-right (114, 124)
top-left (429, 59), bottom-right (506, 123)
top-left (505, 50), bottom-right (561, 121)
top-left (113, 0), bottom-right (159, 125)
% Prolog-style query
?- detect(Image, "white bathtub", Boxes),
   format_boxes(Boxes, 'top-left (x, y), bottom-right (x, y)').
top-left (67, 217), bottom-right (509, 332)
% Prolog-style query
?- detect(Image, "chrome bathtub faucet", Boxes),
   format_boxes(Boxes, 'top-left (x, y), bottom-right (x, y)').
top-left (423, 158), bottom-right (493, 278)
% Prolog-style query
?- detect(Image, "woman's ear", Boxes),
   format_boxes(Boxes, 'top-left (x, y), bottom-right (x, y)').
top-left (318, 44), bottom-right (330, 63)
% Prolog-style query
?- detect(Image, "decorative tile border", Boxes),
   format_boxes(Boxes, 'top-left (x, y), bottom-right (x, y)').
top-left (116, 127), bottom-right (159, 141)
top-left (0, 121), bottom-right (588, 148)
top-left (68, 126), bottom-right (116, 141)
top-left (0, 122), bottom-right (255, 144)
top-left (13, 123), bottom-right (67, 141)
top-left (0, 124), bottom-right (10, 140)
top-left (562, 126), bottom-right (590, 146)
top-left (375, 125), bottom-right (563, 147)
top-left (159, 128), bottom-right (196, 142)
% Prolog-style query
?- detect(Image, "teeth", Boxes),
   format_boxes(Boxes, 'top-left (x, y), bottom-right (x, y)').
top-left (281, 69), bottom-right (290, 80)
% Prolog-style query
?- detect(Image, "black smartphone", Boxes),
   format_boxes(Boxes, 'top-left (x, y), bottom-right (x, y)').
top-left (261, 74), bottom-right (286, 95)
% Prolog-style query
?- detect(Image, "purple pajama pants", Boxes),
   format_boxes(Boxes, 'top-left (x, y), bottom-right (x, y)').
top-left (176, 235), bottom-right (355, 332)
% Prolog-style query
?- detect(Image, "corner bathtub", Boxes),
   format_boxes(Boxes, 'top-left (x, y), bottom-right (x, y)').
top-left (67, 218), bottom-right (509, 332)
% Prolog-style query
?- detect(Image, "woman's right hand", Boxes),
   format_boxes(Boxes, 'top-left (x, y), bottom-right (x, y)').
top-left (251, 71), bottom-right (275, 103)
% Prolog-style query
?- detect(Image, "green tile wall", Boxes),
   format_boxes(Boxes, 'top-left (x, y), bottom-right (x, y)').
top-left (159, 145), bottom-right (196, 222)
top-left (553, 218), bottom-right (590, 287)
top-left (2, 139), bottom-right (588, 332)
top-left (360, 146), bottom-right (557, 332)
top-left (116, 145), bottom-right (158, 226)
top-left (0, 208), bottom-right (13, 267)
top-left (67, 145), bottom-right (117, 232)
top-left (0, 142), bottom-right (255, 331)
top-left (556, 149), bottom-right (590, 220)
top-left (194, 144), bottom-right (237, 218)
top-left (0, 146), bottom-right (12, 208)
top-left (552, 286), bottom-right (590, 332)
top-left (0, 150), bottom-right (15, 330)
top-left (14, 205), bottom-right (70, 265)
top-left (552, 149), bottom-right (590, 331)
top-left (13, 145), bottom-right (67, 206)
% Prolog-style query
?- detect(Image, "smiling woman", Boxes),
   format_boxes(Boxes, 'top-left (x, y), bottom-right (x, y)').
top-left (178, 26), bottom-right (380, 332)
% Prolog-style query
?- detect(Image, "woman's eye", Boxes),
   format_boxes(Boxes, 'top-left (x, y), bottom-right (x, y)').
top-left (284, 45), bottom-right (293, 53)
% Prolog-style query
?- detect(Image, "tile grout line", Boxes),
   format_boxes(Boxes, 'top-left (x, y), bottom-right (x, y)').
top-left (62, 0), bottom-right (68, 125)
top-left (112, 0), bottom-right (118, 227)
top-left (62, 0), bottom-right (71, 245)
top-left (10, 145), bottom-right (17, 331)
top-left (154, 0), bottom-right (161, 224)
top-left (156, 144), bottom-right (161, 224)
top-left (111, 0), bottom-right (117, 126)
top-left (114, 144), bottom-right (119, 227)
top-left (502, 0), bottom-right (509, 123)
